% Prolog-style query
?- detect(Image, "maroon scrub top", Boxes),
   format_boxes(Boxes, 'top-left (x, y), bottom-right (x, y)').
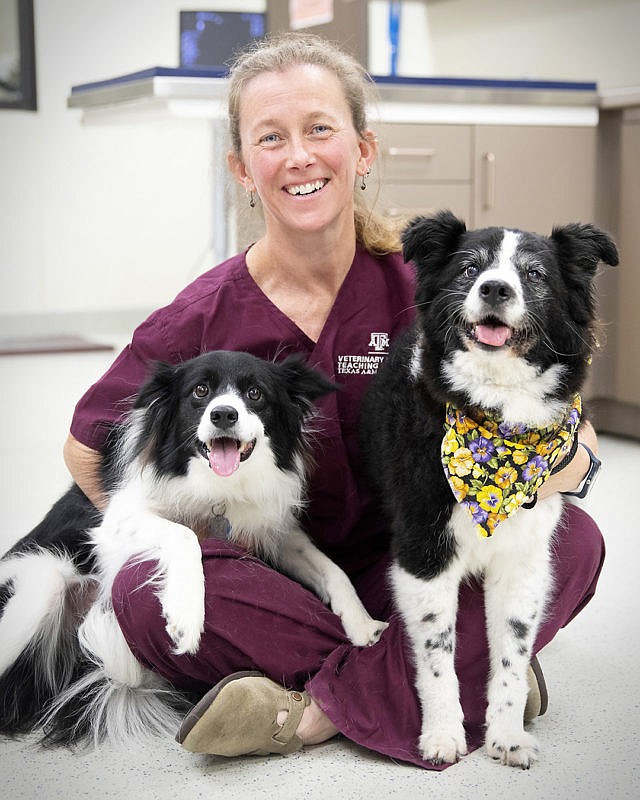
top-left (70, 247), bottom-right (417, 575)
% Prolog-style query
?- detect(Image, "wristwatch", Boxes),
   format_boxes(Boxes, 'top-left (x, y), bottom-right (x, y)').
top-left (562, 443), bottom-right (602, 499)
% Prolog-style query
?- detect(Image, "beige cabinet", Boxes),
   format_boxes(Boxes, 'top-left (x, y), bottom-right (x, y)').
top-left (590, 105), bottom-right (640, 436)
top-left (372, 123), bottom-right (472, 222)
top-left (473, 126), bottom-right (596, 232)
top-left (372, 122), bottom-right (596, 234)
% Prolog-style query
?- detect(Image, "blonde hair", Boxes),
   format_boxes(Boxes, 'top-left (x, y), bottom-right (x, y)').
top-left (227, 32), bottom-right (402, 255)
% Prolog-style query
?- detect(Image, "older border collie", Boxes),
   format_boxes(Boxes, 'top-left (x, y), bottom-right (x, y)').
top-left (361, 211), bottom-right (618, 768)
top-left (0, 350), bottom-right (386, 747)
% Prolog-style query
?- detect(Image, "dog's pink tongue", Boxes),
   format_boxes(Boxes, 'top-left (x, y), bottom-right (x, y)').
top-left (475, 324), bottom-right (511, 347)
top-left (209, 438), bottom-right (240, 477)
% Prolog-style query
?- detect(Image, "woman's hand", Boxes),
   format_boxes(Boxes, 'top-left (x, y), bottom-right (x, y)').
top-left (537, 420), bottom-right (598, 500)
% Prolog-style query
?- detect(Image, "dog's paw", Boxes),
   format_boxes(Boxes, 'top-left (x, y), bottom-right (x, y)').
top-left (419, 724), bottom-right (468, 765)
top-left (160, 576), bottom-right (206, 655)
top-left (164, 614), bottom-right (204, 655)
top-left (342, 615), bottom-right (389, 647)
top-left (485, 727), bottom-right (539, 769)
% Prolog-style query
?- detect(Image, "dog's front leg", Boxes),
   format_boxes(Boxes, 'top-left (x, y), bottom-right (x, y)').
top-left (276, 528), bottom-right (388, 646)
top-left (95, 500), bottom-right (205, 656)
top-left (391, 561), bottom-right (467, 764)
top-left (483, 538), bottom-right (552, 768)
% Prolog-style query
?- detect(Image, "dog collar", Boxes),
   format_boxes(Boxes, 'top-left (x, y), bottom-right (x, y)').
top-left (442, 395), bottom-right (582, 537)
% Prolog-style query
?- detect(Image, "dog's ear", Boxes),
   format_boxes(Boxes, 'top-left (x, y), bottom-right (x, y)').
top-left (132, 361), bottom-right (183, 464)
top-left (134, 361), bottom-right (179, 411)
top-left (551, 222), bottom-right (619, 277)
top-left (402, 210), bottom-right (467, 265)
top-left (277, 357), bottom-right (337, 408)
top-left (550, 223), bottom-right (618, 328)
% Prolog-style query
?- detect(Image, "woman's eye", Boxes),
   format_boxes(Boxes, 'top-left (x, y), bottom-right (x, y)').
top-left (246, 387), bottom-right (262, 402)
top-left (260, 133), bottom-right (281, 145)
top-left (311, 124), bottom-right (331, 135)
top-left (193, 384), bottom-right (209, 399)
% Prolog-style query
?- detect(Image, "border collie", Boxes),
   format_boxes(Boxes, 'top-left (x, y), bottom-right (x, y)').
top-left (0, 350), bottom-right (386, 747)
top-left (361, 210), bottom-right (618, 768)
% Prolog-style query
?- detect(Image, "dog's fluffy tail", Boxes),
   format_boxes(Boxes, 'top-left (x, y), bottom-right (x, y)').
top-left (40, 602), bottom-right (191, 748)
top-left (0, 548), bottom-right (93, 735)
top-left (0, 549), bottom-right (190, 747)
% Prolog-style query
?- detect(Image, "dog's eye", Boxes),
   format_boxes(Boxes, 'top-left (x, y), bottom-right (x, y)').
top-left (463, 264), bottom-right (479, 278)
top-left (193, 384), bottom-right (209, 399)
top-left (527, 268), bottom-right (543, 283)
top-left (246, 387), bottom-right (262, 402)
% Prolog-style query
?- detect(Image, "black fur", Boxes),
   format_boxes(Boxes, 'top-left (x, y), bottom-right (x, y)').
top-left (0, 351), bottom-right (335, 746)
top-left (360, 210), bottom-right (618, 766)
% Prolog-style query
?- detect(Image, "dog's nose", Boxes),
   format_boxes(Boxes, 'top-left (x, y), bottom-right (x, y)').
top-left (210, 405), bottom-right (239, 430)
top-left (479, 280), bottom-right (514, 307)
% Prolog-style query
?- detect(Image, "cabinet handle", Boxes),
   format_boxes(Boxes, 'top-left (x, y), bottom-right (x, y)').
top-left (483, 152), bottom-right (496, 210)
top-left (387, 147), bottom-right (436, 158)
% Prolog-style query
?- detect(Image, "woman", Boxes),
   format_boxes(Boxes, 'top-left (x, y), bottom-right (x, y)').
top-left (63, 33), bottom-right (603, 769)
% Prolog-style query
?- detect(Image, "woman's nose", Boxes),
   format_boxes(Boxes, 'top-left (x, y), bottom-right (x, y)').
top-left (285, 136), bottom-right (315, 168)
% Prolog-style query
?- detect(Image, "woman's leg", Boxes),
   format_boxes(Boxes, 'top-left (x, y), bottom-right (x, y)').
top-left (112, 503), bottom-right (605, 769)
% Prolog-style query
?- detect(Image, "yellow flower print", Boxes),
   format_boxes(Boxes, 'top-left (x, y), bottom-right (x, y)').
top-left (454, 413), bottom-right (478, 435)
top-left (503, 491), bottom-right (528, 515)
top-left (486, 513), bottom-right (508, 534)
top-left (495, 466), bottom-right (518, 488)
top-left (449, 476), bottom-right (468, 501)
top-left (512, 448), bottom-right (529, 466)
top-left (536, 440), bottom-right (557, 457)
top-left (472, 463), bottom-right (485, 480)
top-left (442, 428), bottom-right (459, 455)
top-left (477, 484), bottom-right (503, 512)
top-left (449, 447), bottom-right (475, 477)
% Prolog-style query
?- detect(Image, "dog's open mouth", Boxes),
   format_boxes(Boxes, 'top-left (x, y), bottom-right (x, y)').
top-left (200, 437), bottom-right (256, 477)
top-left (468, 317), bottom-right (514, 349)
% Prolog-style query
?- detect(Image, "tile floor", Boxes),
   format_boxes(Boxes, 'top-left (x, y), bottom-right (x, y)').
top-left (0, 343), bottom-right (639, 800)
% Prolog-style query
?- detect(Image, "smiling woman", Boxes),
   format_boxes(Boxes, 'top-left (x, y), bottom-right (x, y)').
top-left (0, 0), bottom-right (36, 111)
top-left (52, 31), bottom-right (605, 773)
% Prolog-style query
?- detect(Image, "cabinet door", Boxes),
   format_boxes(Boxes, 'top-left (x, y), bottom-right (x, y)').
top-left (473, 125), bottom-right (596, 233)
top-left (616, 116), bottom-right (640, 405)
top-left (369, 123), bottom-right (473, 223)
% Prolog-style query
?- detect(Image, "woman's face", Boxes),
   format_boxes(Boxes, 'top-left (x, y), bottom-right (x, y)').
top-left (230, 64), bottom-right (375, 238)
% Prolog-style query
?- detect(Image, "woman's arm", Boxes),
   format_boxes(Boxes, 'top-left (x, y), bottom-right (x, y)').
top-left (537, 420), bottom-right (598, 500)
top-left (63, 433), bottom-right (108, 511)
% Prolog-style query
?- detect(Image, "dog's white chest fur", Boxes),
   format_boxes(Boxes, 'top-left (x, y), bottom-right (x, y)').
top-left (442, 350), bottom-right (567, 427)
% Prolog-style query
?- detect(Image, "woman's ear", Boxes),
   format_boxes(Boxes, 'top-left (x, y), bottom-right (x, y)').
top-left (227, 150), bottom-right (254, 191)
top-left (358, 128), bottom-right (378, 175)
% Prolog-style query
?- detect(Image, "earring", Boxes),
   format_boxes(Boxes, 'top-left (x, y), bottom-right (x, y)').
top-left (360, 169), bottom-right (370, 191)
top-left (249, 191), bottom-right (256, 208)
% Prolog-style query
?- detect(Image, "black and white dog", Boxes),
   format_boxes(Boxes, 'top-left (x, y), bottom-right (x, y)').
top-left (361, 211), bottom-right (618, 768)
top-left (0, 350), bottom-right (386, 747)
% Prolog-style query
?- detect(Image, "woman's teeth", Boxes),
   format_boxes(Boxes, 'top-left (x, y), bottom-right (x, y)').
top-left (286, 180), bottom-right (326, 196)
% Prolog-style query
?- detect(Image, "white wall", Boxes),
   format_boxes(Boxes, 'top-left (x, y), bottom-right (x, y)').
top-left (0, 0), bottom-right (264, 321)
top-left (1, 0), bottom-right (639, 321)
top-left (423, 0), bottom-right (640, 87)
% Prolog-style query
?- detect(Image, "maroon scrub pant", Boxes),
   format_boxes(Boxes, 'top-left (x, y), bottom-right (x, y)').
top-left (111, 503), bottom-right (604, 770)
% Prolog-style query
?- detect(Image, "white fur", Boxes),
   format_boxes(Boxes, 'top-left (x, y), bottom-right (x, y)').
top-left (392, 496), bottom-right (562, 768)
top-left (0, 370), bottom-right (386, 748)
top-left (85, 388), bottom-right (386, 672)
top-left (0, 551), bottom-right (92, 677)
top-left (43, 603), bottom-right (183, 747)
top-left (393, 226), bottom-right (574, 767)
top-left (464, 231), bottom-right (526, 327)
top-left (442, 349), bottom-right (568, 426)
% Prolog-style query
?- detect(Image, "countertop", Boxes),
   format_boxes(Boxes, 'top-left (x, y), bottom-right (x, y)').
top-left (67, 68), bottom-right (600, 127)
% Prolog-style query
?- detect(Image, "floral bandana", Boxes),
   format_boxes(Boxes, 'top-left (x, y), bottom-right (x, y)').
top-left (442, 395), bottom-right (582, 537)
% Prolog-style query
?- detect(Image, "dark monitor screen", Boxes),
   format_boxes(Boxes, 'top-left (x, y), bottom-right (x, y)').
top-left (179, 11), bottom-right (266, 71)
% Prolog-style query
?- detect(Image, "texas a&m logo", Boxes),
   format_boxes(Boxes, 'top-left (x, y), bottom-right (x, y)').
top-left (337, 331), bottom-right (390, 375)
